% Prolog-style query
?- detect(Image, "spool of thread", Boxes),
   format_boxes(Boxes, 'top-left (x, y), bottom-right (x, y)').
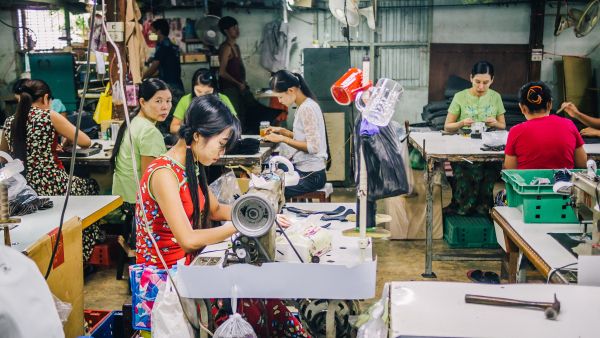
top-left (0, 183), bottom-right (9, 221)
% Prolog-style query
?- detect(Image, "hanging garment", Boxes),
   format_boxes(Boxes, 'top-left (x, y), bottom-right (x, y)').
top-left (259, 20), bottom-right (297, 73)
top-left (126, 0), bottom-right (148, 83)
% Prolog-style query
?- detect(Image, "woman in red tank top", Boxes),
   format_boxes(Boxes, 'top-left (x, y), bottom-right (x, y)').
top-left (135, 95), bottom-right (241, 268)
top-left (135, 94), bottom-right (308, 336)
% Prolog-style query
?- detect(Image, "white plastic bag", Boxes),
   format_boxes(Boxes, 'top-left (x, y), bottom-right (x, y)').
top-left (213, 287), bottom-right (256, 338)
top-left (151, 277), bottom-right (194, 338)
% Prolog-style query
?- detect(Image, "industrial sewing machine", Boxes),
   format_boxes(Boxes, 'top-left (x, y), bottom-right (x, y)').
top-left (570, 165), bottom-right (600, 256)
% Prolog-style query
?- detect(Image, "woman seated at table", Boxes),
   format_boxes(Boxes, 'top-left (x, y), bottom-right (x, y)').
top-left (112, 78), bottom-right (171, 253)
top-left (0, 79), bottom-right (100, 261)
top-left (135, 95), bottom-right (307, 336)
top-left (504, 81), bottom-right (587, 169)
top-left (443, 61), bottom-right (505, 216)
top-left (170, 68), bottom-right (236, 135)
top-left (263, 70), bottom-right (330, 199)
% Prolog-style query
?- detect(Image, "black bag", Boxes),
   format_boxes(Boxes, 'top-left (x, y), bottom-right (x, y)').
top-left (228, 138), bottom-right (260, 155)
top-left (354, 120), bottom-right (410, 201)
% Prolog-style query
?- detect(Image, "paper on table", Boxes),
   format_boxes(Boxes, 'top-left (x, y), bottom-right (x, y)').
top-left (578, 255), bottom-right (600, 286)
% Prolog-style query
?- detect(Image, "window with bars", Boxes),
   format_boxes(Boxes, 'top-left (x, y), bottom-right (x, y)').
top-left (17, 9), bottom-right (67, 51)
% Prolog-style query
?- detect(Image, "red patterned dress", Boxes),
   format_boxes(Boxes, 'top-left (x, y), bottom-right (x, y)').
top-left (135, 156), bottom-right (309, 337)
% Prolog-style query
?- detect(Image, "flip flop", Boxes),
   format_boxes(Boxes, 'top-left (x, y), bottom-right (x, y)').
top-left (321, 209), bottom-right (355, 222)
top-left (483, 271), bottom-right (500, 284)
top-left (467, 269), bottom-right (485, 283)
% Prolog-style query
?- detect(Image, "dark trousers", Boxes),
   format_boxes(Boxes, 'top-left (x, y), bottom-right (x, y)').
top-left (285, 169), bottom-right (327, 199)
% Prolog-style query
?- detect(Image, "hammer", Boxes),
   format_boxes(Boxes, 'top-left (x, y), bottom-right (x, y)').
top-left (465, 293), bottom-right (561, 320)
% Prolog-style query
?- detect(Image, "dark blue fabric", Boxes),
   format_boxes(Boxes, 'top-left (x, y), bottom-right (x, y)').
top-left (285, 169), bottom-right (327, 199)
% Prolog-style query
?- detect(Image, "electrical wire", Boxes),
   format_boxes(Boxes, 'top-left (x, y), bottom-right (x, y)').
top-left (546, 262), bottom-right (578, 284)
top-left (0, 17), bottom-right (38, 48)
top-left (44, 1), bottom-right (97, 280)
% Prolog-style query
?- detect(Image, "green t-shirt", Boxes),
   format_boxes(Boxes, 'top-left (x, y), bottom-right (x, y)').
top-left (172, 93), bottom-right (237, 121)
top-left (112, 116), bottom-right (167, 203)
top-left (448, 88), bottom-right (505, 124)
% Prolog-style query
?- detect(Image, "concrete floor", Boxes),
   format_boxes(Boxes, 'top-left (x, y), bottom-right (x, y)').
top-left (84, 188), bottom-right (504, 310)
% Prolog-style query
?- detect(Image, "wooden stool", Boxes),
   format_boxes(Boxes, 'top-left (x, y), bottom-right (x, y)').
top-left (116, 235), bottom-right (135, 281)
top-left (288, 183), bottom-right (333, 203)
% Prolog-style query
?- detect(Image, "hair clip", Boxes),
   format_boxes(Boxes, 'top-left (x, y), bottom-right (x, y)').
top-left (526, 86), bottom-right (543, 104)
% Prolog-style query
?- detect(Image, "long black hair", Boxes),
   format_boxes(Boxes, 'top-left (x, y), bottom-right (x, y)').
top-left (178, 95), bottom-right (241, 229)
top-left (519, 81), bottom-right (552, 113)
top-left (111, 78), bottom-right (171, 167)
top-left (191, 68), bottom-right (218, 98)
top-left (269, 70), bottom-right (331, 170)
top-left (10, 79), bottom-right (52, 173)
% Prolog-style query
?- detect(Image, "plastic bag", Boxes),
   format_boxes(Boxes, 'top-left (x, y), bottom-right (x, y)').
top-left (213, 288), bottom-right (256, 338)
top-left (3, 172), bottom-right (53, 216)
top-left (354, 120), bottom-right (410, 201)
top-left (129, 264), bottom-right (176, 331)
top-left (209, 171), bottom-right (242, 204)
top-left (152, 276), bottom-right (194, 338)
top-left (52, 293), bottom-right (72, 324)
top-left (93, 83), bottom-right (112, 124)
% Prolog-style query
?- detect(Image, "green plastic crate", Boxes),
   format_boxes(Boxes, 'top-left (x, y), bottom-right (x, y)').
top-left (501, 169), bottom-right (594, 224)
top-left (444, 215), bottom-right (498, 248)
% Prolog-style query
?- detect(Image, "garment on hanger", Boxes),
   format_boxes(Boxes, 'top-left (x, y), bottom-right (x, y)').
top-left (259, 20), bottom-right (297, 73)
top-left (126, 0), bottom-right (148, 83)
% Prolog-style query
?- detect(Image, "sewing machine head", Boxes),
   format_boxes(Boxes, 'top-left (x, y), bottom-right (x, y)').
top-left (229, 168), bottom-right (286, 264)
top-left (570, 162), bottom-right (600, 255)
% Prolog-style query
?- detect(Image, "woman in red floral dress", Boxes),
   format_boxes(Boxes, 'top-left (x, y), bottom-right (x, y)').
top-left (135, 94), bottom-right (308, 337)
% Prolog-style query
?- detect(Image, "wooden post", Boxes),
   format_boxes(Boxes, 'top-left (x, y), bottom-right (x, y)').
top-left (528, 0), bottom-right (545, 82)
top-left (106, 0), bottom-right (127, 119)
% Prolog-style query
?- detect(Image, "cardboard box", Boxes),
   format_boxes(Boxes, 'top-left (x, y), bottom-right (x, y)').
top-left (28, 217), bottom-right (84, 338)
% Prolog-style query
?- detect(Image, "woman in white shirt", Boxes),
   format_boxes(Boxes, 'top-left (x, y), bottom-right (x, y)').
top-left (263, 70), bottom-right (329, 198)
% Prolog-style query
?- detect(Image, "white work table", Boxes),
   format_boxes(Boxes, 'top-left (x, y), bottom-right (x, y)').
top-left (177, 203), bottom-right (376, 300)
top-left (491, 206), bottom-right (581, 283)
top-left (389, 281), bottom-right (600, 338)
top-left (409, 130), bottom-right (600, 278)
top-left (1, 195), bottom-right (122, 253)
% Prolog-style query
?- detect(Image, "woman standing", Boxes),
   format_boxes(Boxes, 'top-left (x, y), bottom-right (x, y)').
top-left (111, 79), bottom-right (171, 272)
top-left (1, 79), bottom-right (99, 260)
top-left (169, 68), bottom-right (236, 135)
top-left (218, 16), bottom-right (281, 134)
top-left (264, 70), bottom-right (329, 199)
top-left (443, 61), bottom-right (506, 216)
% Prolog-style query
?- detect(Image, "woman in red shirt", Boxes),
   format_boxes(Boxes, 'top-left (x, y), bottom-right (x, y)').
top-left (135, 95), bottom-right (308, 336)
top-left (504, 81), bottom-right (587, 169)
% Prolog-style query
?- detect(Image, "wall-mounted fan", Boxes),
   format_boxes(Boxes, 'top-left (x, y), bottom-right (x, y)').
top-left (195, 15), bottom-right (222, 47)
top-left (554, 0), bottom-right (599, 38)
top-left (329, 0), bottom-right (376, 30)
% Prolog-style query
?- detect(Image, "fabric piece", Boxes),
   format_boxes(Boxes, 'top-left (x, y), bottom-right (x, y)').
top-left (172, 93), bottom-right (237, 121)
top-left (135, 156), bottom-right (205, 269)
top-left (290, 98), bottom-right (328, 172)
top-left (383, 167), bottom-right (451, 239)
top-left (153, 38), bottom-right (183, 91)
top-left (448, 88), bottom-right (506, 126)
top-left (113, 116), bottom-right (166, 203)
top-left (450, 162), bottom-right (502, 216)
top-left (213, 299), bottom-right (308, 337)
top-left (126, 0), bottom-right (148, 84)
top-left (259, 20), bottom-right (297, 73)
top-left (505, 114), bottom-right (584, 169)
top-left (0, 246), bottom-right (64, 338)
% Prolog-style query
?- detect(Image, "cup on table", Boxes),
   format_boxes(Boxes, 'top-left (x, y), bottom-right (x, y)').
top-left (472, 122), bottom-right (485, 134)
top-left (259, 121), bottom-right (270, 137)
top-left (110, 122), bottom-right (120, 141)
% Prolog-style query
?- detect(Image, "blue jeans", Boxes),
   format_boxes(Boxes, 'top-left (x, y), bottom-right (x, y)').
top-left (284, 169), bottom-right (327, 199)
